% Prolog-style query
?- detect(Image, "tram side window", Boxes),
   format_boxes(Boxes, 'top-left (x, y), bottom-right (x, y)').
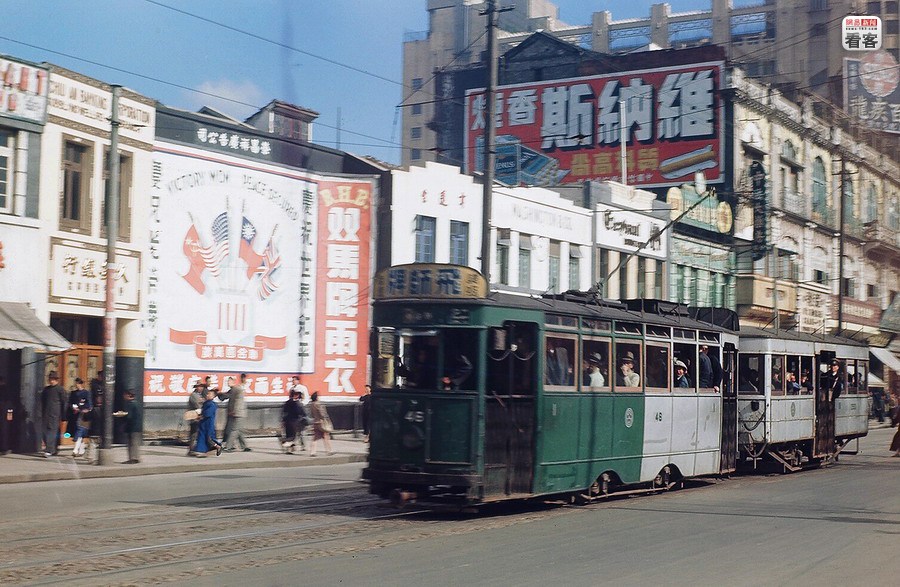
top-left (799, 356), bottom-right (815, 394)
top-left (581, 339), bottom-right (610, 391)
top-left (738, 354), bottom-right (763, 394)
top-left (545, 335), bottom-right (576, 390)
top-left (441, 329), bottom-right (479, 391)
top-left (673, 342), bottom-right (697, 390)
top-left (645, 344), bottom-right (670, 390)
top-left (858, 361), bottom-right (867, 394)
top-left (487, 323), bottom-right (537, 395)
top-left (846, 360), bottom-right (859, 394)
top-left (785, 355), bottom-right (802, 395)
top-left (771, 355), bottom-right (785, 396)
top-left (614, 342), bottom-right (642, 391)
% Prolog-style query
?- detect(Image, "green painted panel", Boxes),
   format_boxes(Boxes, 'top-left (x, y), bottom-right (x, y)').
top-left (611, 395), bottom-right (645, 483)
top-left (539, 394), bottom-right (581, 463)
top-left (370, 397), bottom-right (403, 461)
top-left (427, 397), bottom-right (474, 463)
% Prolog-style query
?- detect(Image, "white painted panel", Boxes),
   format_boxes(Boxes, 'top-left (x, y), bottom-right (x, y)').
top-left (642, 394), bottom-right (673, 456)
top-left (671, 394), bottom-right (699, 454)
top-left (640, 455), bottom-right (669, 482)
top-left (768, 397), bottom-right (815, 443)
top-left (697, 395), bottom-right (722, 452)
top-left (835, 394), bottom-right (869, 437)
top-left (738, 399), bottom-right (766, 444)
top-left (694, 449), bottom-right (720, 476)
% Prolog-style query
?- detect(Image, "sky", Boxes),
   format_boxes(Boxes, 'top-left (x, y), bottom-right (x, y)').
top-left (1, 0), bottom-right (710, 164)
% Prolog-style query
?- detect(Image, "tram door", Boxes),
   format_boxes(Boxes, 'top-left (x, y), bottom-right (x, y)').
top-left (719, 344), bottom-right (738, 472)
top-left (484, 322), bottom-right (536, 497)
top-left (814, 352), bottom-right (836, 457)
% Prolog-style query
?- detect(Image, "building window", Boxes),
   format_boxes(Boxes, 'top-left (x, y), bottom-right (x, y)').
top-left (841, 277), bottom-right (855, 298)
top-left (812, 157), bottom-right (827, 211)
top-left (867, 283), bottom-right (879, 299)
top-left (866, 183), bottom-right (878, 222)
top-left (411, 77), bottom-right (423, 91)
top-left (548, 241), bottom-right (560, 294)
top-left (411, 148), bottom-right (422, 161)
top-left (654, 260), bottom-right (664, 299)
top-left (61, 139), bottom-right (92, 231)
top-left (637, 256), bottom-right (646, 298)
top-left (867, 1), bottom-right (881, 14)
top-left (814, 269), bottom-right (829, 285)
top-left (410, 126), bottom-right (422, 139)
top-left (102, 150), bottom-right (133, 241)
top-left (449, 220), bottom-right (468, 265)
top-left (519, 246), bottom-right (531, 288)
top-left (597, 248), bottom-right (609, 297)
top-left (569, 253), bottom-right (580, 291)
top-left (411, 103), bottom-right (422, 115)
top-left (810, 0), bottom-right (828, 11)
top-left (890, 195), bottom-right (900, 230)
top-left (414, 215), bottom-right (436, 262)
top-left (843, 175), bottom-right (855, 219)
top-left (497, 243), bottom-right (509, 285)
top-left (0, 129), bottom-right (13, 213)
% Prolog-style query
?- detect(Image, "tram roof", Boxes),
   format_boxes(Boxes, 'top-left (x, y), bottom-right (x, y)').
top-left (375, 292), bottom-right (738, 334)
top-left (738, 326), bottom-right (869, 359)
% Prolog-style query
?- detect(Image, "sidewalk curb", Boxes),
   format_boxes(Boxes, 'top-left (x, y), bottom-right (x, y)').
top-left (0, 453), bottom-right (366, 485)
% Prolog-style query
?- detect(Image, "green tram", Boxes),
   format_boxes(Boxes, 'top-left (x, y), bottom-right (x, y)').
top-left (363, 264), bottom-right (740, 505)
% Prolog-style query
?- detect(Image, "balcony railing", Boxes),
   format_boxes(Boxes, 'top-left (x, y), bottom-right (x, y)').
top-left (780, 188), bottom-right (805, 215)
top-left (810, 207), bottom-right (836, 228)
top-left (864, 220), bottom-right (900, 251)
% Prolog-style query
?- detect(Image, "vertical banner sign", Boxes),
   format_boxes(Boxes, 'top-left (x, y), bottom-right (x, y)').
top-left (750, 161), bottom-right (768, 262)
top-left (314, 179), bottom-right (372, 399)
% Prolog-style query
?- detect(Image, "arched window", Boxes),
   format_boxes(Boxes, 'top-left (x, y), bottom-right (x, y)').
top-left (842, 175), bottom-right (855, 218)
top-left (865, 183), bottom-right (877, 223)
top-left (812, 157), bottom-right (827, 210)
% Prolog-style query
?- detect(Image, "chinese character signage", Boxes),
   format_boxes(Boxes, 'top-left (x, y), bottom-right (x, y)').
top-left (844, 51), bottom-right (900, 135)
top-left (664, 183), bottom-right (734, 236)
top-left (749, 161), bottom-right (768, 261)
top-left (842, 16), bottom-right (882, 51)
top-left (0, 57), bottom-right (49, 125)
top-left (145, 147), bottom-right (314, 399)
top-left (49, 238), bottom-right (141, 311)
top-left (465, 62), bottom-right (724, 188)
top-left (373, 264), bottom-right (488, 300)
top-left (313, 179), bottom-right (373, 399)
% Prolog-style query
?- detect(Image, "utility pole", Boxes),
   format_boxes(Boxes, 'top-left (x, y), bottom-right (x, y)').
top-left (480, 0), bottom-right (510, 283)
top-left (837, 157), bottom-right (846, 335)
top-left (100, 86), bottom-right (121, 466)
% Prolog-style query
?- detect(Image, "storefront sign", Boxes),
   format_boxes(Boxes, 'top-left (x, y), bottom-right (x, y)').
top-left (671, 237), bottom-right (732, 273)
top-left (374, 264), bottom-right (488, 300)
top-left (836, 297), bottom-right (882, 328)
top-left (314, 179), bottom-right (373, 397)
top-left (142, 370), bottom-right (292, 403)
top-left (797, 286), bottom-right (830, 334)
top-left (466, 62), bottom-right (724, 187)
top-left (47, 71), bottom-right (154, 143)
top-left (49, 237), bottom-right (140, 311)
top-left (0, 57), bottom-right (49, 125)
top-left (665, 183), bottom-right (734, 235)
top-left (594, 203), bottom-right (667, 259)
top-left (493, 192), bottom-right (591, 244)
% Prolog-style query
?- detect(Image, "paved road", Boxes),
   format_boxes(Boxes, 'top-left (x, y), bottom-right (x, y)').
top-left (1, 428), bottom-right (897, 586)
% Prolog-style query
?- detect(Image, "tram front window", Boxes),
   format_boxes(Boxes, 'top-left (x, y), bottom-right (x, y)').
top-left (374, 329), bottom-right (480, 391)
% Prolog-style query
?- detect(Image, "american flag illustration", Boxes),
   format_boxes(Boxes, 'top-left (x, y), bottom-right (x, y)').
top-left (257, 237), bottom-right (281, 301)
top-left (201, 211), bottom-right (229, 277)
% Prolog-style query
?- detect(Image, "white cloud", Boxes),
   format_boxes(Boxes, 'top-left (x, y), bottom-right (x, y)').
top-left (184, 79), bottom-right (266, 120)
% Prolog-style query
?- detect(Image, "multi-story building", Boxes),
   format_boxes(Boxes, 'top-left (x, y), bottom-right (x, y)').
top-left (402, 0), bottom-right (899, 167)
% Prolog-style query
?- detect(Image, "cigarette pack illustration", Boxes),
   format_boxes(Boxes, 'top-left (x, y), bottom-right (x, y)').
top-left (475, 135), bottom-right (570, 186)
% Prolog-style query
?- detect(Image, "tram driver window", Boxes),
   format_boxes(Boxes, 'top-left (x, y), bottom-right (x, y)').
top-left (614, 342), bottom-right (642, 390)
top-left (738, 354), bottom-right (763, 394)
top-left (398, 334), bottom-right (439, 389)
top-left (545, 335), bottom-right (576, 390)
top-left (441, 329), bottom-right (479, 391)
top-left (771, 356), bottom-right (785, 396)
top-left (846, 360), bottom-right (859, 394)
top-left (487, 323), bottom-right (537, 396)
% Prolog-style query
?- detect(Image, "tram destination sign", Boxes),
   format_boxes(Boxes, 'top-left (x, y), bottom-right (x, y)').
top-left (373, 264), bottom-right (487, 300)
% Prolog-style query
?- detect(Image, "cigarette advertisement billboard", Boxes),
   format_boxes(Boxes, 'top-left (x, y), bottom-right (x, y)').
top-left (465, 61), bottom-right (724, 188)
top-left (844, 50), bottom-right (900, 135)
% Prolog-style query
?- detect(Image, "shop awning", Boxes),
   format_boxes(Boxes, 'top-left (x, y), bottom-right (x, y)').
top-left (867, 373), bottom-right (886, 388)
top-left (870, 347), bottom-right (900, 374)
top-left (0, 302), bottom-right (72, 352)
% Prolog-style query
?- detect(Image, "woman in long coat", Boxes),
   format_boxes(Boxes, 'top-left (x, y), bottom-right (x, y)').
top-left (195, 387), bottom-right (223, 457)
top-left (308, 392), bottom-right (333, 456)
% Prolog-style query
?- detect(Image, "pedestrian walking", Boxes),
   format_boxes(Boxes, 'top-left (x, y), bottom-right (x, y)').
top-left (115, 390), bottom-right (143, 464)
top-left (195, 387), bottom-right (223, 457)
top-left (39, 371), bottom-right (67, 457)
top-left (281, 389), bottom-right (304, 454)
top-left (70, 378), bottom-right (92, 457)
top-left (289, 375), bottom-right (310, 405)
top-left (186, 381), bottom-right (204, 455)
top-left (218, 374), bottom-right (250, 452)
top-left (308, 392), bottom-right (333, 456)
top-left (359, 384), bottom-right (372, 442)
top-left (891, 422), bottom-right (900, 457)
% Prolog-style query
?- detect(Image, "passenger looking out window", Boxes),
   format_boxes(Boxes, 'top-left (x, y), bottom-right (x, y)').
top-left (580, 339), bottom-right (609, 391)
top-left (674, 360), bottom-right (691, 388)
top-left (615, 343), bottom-right (641, 389)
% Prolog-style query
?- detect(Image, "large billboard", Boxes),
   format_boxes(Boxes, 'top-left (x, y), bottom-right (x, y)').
top-left (465, 61), bottom-right (724, 188)
top-left (844, 50), bottom-right (900, 135)
top-left (144, 145), bottom-right (373, 402)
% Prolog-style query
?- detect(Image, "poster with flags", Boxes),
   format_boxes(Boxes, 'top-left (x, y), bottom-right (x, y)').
top-left (146, 147), bottom-right (316, 400)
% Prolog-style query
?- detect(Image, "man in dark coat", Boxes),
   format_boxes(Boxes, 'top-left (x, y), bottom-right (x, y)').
top-left (40, 371), bottom-right (67, 457)
top-left (118, 390), bottom-right (143, 464)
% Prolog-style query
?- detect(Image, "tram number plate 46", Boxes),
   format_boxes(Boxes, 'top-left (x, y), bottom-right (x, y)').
top-left (404, 410), bottom-right (425, 423)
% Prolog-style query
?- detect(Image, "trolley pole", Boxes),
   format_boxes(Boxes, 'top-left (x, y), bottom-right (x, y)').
top-left (99, 85), bottom-right (121, 466)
